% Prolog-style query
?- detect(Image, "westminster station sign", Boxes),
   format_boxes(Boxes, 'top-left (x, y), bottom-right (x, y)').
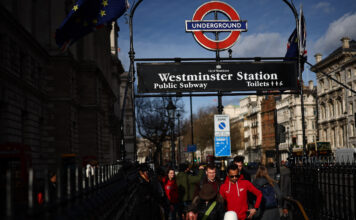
top-left (137, 61), bottom-right (298, 93)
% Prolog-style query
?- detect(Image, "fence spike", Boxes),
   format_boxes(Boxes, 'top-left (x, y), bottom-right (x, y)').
top-left (82, 167), bottom-right (86, 191)
top-left (67, 167), bottom-right (71, 198)
top-left (75, 166), bottom-right (79, 193)
top-left (28, 168), bottom-right (34, 210)
top-left (57, 168), bottom-right (61, 201)
top-left (6, 169), bottom-right (12, 217)
top-left (44, 168), bottom-right (49, 203)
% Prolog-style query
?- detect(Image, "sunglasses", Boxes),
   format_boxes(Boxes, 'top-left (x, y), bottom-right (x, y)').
top-left (229, 175), bottom-right (240, 178)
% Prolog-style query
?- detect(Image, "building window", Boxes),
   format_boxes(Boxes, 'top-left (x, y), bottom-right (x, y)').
top-left (350, 124), bottom-right (355, 137)
top-left (348, 83), bottom-right (352, 96)
top-left (348, 69), bottom-right (351, 78)
top-left (319, 80), bottom-right (324, 93)
top-left (349, 102), bottom-right (353, 115)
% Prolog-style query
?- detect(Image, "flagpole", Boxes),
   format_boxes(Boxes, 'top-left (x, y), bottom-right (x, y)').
top-left (120, 0), bottom-right (143, 161)
top-left (282, 0), bottom-right (307, 157)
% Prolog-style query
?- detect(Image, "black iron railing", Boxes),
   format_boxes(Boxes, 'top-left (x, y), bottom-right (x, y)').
top-left (1, 162), bottom-right (141, 219)
top-left (290, 157), bottom-right (356, 220)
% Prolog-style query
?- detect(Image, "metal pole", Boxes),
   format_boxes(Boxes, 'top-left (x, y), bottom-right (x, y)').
top-left (177, 113), bottom-right (181, 164)
top-left (274, 109), bottom-right (281, 180)
top-left (171, 120), bottom-right (176, 168)
top-left (120, 0), bottom-right (143, 161)
top-left (282, 0), bottom-right (306, 156)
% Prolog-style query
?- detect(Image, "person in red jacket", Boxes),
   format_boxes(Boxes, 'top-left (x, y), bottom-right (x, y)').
top-left (220, 164), bottom-right (262, 220)
top-left (163, 168), bottom-right (180, 220)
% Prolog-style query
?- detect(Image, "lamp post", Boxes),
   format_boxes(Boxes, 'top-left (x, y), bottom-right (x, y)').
top-left (166, 98), bottom-right (177, 168)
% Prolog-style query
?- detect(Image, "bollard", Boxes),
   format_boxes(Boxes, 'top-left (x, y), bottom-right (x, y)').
top-left (28, 168), bottom-right (34, 210)
top-left (6, 169), bottom-right (12, 217)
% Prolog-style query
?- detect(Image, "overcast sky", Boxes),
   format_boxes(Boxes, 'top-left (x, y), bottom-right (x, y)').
top-left (116, 0), bottom-right (356, 117)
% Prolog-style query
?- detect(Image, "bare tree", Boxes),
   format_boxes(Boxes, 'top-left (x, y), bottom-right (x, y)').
top-left (136, 97), bottom-right (183, 166)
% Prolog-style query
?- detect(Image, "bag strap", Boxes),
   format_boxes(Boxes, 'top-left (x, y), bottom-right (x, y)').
top-left (202, 201), bottom-right (217, 220)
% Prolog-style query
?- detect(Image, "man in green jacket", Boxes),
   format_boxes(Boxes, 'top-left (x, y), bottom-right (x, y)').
top-left (176, 163), bottom-right (204, 218)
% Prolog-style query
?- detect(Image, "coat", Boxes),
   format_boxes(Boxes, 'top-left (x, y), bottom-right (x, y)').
top-left (176, 169), bottom-right (204, 202)
top-left (162, 177), bottom-right (179, 204)
top-left (252, 177), bottom-right (283, 220)
top-left (124, 176), bottom-right (163, 220)
top-left (188, 195), bottom-right (225, 220)
top-left (220, 177), bottom-right (262, 220)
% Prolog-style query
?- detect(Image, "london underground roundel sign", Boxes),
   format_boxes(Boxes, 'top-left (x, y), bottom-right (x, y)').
top-left (185, 1), bottom-right (247, 51)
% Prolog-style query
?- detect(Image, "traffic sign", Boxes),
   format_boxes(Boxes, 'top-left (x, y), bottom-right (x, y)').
top-left (214, 114), bottom-right (230, 137)
top-left (214, 136), bottom-right (231, 157)
top-left (187, 144), bottom-right (197, 152)
top-left (186, 1), bottom-right (247, 51)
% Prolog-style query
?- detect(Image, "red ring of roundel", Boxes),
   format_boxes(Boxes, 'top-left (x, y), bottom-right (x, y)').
top-left (192, 1), bottom-right (241, 51)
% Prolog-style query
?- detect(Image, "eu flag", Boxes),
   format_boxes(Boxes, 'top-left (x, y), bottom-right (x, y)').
top-left (55, 0), bottom-right (128, 50)
top-left (285, 6), bottom-right (307, 73)
top-left (284, 28), bottom-right (298, 59)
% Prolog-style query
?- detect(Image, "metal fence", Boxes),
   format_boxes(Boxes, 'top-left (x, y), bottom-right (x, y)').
top-left (290, 157), bottom-right (356, 220)
top-left (1, 162), bottom-right (141, 220)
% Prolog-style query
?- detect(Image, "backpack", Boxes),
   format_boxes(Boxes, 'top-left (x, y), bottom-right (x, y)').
top-left (258, 183), bottom-right (278, 209)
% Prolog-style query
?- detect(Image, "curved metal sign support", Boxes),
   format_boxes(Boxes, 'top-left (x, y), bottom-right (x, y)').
top-left (120, 0), bottom-right (303, 164)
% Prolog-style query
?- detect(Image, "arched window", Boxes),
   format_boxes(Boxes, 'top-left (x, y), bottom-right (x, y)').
top-left (328, 100), bottom-right (334, 117)
top-left (320, 104), bottom-right (325, 119)
top-left (319, 79), bottom-right (324, 93)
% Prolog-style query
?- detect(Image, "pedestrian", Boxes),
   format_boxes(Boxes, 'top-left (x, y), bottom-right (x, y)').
top-left (280, 163), bottom-right (292, 219)
top-left (194, 163), bottom-right (221, 197)
top-left (125, 164), bottom-right (164, 220)
top-left (219, 164), bottom-right (262, 220)
top-left (233, 155), bottom-right (251, 181)
top-left (252, 165), bottom-right (283, 220)
top-left (162, 168), bottom-right (179, 220)
top-left (185, 183), bottom-right (225, 220)
top-left (176, 163), bottom-right (204, 218)
top-left (48, 171), bottom-right (57, 204)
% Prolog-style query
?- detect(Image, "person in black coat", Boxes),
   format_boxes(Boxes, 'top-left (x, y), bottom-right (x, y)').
top-left (125, 164), bottom-right (164, 220)
top-left (185, 184), bottom-right (225, 220)
top-left (233, 155), bottom-right (251, 181)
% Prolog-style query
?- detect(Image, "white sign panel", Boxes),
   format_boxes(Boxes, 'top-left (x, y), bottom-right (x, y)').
top-left (214, 114), bottom-right (230, 137)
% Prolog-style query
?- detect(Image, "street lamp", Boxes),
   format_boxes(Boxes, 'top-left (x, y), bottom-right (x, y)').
top-left (166, 98), bottom-right (176, 167)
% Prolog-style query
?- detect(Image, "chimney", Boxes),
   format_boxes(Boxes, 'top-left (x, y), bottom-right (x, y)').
top-left (308, 80), bottom-right (313, 90)
top-left (341, 37), bottom-right (350, 49)
top-left (315, 53), bottom-right (322, 63)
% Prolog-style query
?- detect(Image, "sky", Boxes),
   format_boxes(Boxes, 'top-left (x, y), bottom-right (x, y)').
top-left (116, 0), bottom-right (356, 118)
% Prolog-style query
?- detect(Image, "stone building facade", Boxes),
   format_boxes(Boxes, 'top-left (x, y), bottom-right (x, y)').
top-left (0, 0), bottom-right (124, 174)
top-left (276, 81), bottom-right (318, 161)
top-left (311, 37), bottom-right (356, 150)
top-left (240, 95), bottom-right (263, 162)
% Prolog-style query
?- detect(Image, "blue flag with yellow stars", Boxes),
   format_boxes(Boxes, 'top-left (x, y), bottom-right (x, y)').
top-left (55, 0), bottom-right (128, 50)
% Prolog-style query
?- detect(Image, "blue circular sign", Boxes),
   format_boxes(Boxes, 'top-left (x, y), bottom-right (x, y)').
top-left (218, 122), bottom-right (226, 130)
